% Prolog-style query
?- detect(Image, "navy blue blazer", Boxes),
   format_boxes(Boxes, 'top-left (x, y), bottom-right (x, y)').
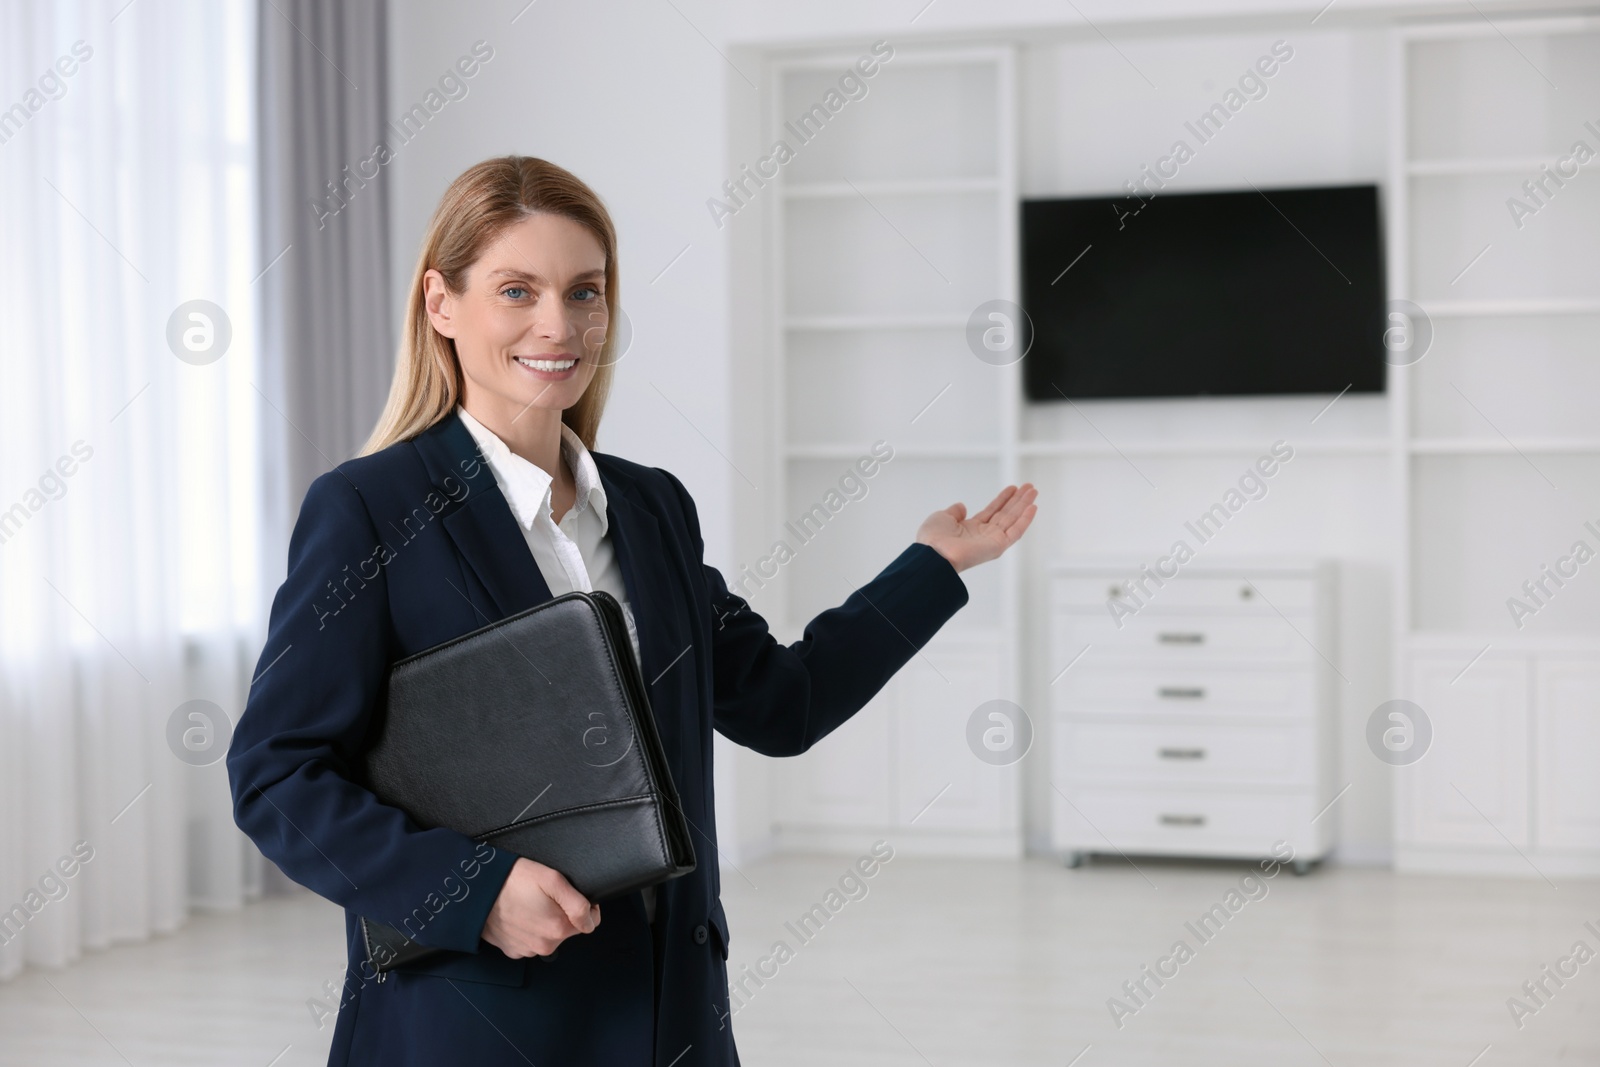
top-left (226, 410), bottom-right (969, 1066)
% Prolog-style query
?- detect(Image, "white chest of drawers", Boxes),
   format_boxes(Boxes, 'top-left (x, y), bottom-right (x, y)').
top-left (1047, 558), bottom-right (1337, 871)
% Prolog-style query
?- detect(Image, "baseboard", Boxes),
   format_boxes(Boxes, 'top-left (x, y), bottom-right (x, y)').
top-left (772, 825), bottom-right (1024, 859)
top-left (718, 832), bottom-right (778, 869)
top-left (1328, 841), bottom-right (1394, 868)
top-left (1395, 845), bottom-right (1600, 878)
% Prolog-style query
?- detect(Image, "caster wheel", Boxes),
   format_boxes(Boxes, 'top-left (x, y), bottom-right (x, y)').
top-left (1292, 859), bottom-right (1312, 876)
top-left (1065, 851), bottom-right (1086, 869)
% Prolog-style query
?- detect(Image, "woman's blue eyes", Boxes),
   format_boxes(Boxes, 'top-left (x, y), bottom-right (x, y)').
top-left (499, 286), bottom-right (601, 301)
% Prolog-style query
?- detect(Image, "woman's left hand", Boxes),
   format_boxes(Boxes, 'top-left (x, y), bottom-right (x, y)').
top-left (915, 483), bottom-right (1038, 574)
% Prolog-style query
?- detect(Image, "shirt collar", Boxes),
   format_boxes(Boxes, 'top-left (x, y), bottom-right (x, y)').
top-left (455, 405), bottom-right (609, 536)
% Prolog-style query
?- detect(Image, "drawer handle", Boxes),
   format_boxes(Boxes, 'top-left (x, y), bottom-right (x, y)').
top-left (1158, 686), bottom-right (1206, 700)
top-left (1158, 814), bottom-right (1206, 827)
top-left (1157, 632), bottom-right (1205, 645)
top-left (1158, 747), bottom-right (1206, 760)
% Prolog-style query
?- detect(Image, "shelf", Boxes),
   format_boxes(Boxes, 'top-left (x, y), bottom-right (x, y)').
top-left (1402, 15), bottom-right (1600, 41)
top-left (1419, 298), bottom-right (1600, 318)
top-left (774, 621), bottom-right (1006, 646)
top-left (1049, 554), bottom-right (1328, 575)
top-left (1406, 156), bottom-right (1552, 176)
top-left (1407, 631), bottom-right (1600, 654)
top-left (786, 443), bottom-right (1001, 459)
top-left (775, 46), bottom-right (1011, 73)
top-left (777, 52), bottom-right (1004, 188)
top-left (784, 177), bottom-right (1000, 199)
top-left (1017, 438), bottom-right (1390, 459)
top-left (1410, 438), bottom-right (1600, 455)
top-left (784, 314), bottom-right (970, 331)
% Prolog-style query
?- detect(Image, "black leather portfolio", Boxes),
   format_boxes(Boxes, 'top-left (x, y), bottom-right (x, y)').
top-left (358, 589), bottom-right (696, 976)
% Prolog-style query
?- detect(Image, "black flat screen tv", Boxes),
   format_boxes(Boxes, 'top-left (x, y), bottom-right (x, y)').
top-left (1019, 184), bottom-right (1386, 400)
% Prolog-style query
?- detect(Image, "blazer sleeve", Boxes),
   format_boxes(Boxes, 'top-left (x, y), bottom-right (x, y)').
top-left (226, 470), bottom-right (517, 954)
top-left (658, 468), bottom-right (970, 757)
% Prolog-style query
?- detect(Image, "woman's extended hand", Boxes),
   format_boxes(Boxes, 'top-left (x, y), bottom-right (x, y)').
top-left (481, 857), bottom-right (600, 958)
top-left (915, 483), bottom-right (1038, 574)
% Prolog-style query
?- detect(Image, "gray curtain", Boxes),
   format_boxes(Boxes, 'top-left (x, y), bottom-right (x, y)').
top-left (256, 0), bottom-right (394, 522)
top-left (253, 0), bottom-right (393, 894)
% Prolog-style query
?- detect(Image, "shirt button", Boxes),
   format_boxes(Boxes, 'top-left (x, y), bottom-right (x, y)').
top-left (693, 924), bottom-right (709, 945)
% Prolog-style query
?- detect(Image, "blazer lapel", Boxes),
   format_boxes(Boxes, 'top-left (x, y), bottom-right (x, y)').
top-left (412, 415), bottom-right (688, 732)
top-left (413, 414), bottom-right (692, 780)
top-left (411, 411), bottom-right (552, 620)
top-left (595, 458), bottom-right (689, 768)
top-left (597, 466), bottom-right (671, 679)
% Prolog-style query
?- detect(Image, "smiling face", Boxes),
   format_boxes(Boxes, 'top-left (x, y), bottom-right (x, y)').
top-left (423, 211), bottom-right (609, 426)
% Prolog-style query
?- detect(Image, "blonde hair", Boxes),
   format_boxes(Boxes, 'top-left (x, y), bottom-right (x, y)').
top-left (359, 156), bottom-right (620, 456)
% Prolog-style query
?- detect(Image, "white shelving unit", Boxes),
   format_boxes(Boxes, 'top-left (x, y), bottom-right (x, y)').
top-left (1391, 16), bottom-right (1600, 876)
top-left (763, 45), bottom-right (1023, 855)
top-left (741, 16), bottom-right (1600, 872)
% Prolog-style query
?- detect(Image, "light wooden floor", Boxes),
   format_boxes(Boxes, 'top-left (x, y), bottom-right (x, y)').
top-left (1, 853), bottom-right (1595, 1065)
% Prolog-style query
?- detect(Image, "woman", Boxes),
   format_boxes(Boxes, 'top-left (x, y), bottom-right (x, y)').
top-left (227, 155), bottom-right (1036, 1067)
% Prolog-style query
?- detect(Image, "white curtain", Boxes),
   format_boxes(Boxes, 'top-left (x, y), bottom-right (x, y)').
top-left (0, 0), bottom-right (268, 981)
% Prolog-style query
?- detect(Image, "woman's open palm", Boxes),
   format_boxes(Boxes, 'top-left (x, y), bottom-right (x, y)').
top-left (916, 483), bottom-right (1038, 574)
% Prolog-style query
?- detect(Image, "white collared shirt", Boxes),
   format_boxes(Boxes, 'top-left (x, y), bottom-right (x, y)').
top-left (456, 406), bottom-right (641, 663)
top-left (455, 406), bottom-right (658, 923)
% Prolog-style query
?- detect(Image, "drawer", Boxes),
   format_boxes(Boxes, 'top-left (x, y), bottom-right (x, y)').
top-left (1054, 667), bottom-right (1316, 718)
top-left (1052, 575), bottom-right (1316, 612)
top-left (1054, 720), bottom-right (1311, 785)
top-left (1051, 785), bottom-right (1307, 856)
top-left (1053, 611), bottom-right (1314, 664)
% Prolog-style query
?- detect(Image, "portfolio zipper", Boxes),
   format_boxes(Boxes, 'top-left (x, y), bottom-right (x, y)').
top-left (360, 916), bottom-right (388, 983)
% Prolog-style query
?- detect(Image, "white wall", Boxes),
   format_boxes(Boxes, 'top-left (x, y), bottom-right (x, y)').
top-left (722, 0), bottom-right (1594, 45)
top-left (384, 0), bottom-right (1591, 866)
top-left (386, 0), bottom-right (735, 558)
top-left (1015, 27), bottom-right (1395, 860)
top-left (385, 1), bottom-right (784, 861)
top-left (1019, 30), bottom-right (1388, 195)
